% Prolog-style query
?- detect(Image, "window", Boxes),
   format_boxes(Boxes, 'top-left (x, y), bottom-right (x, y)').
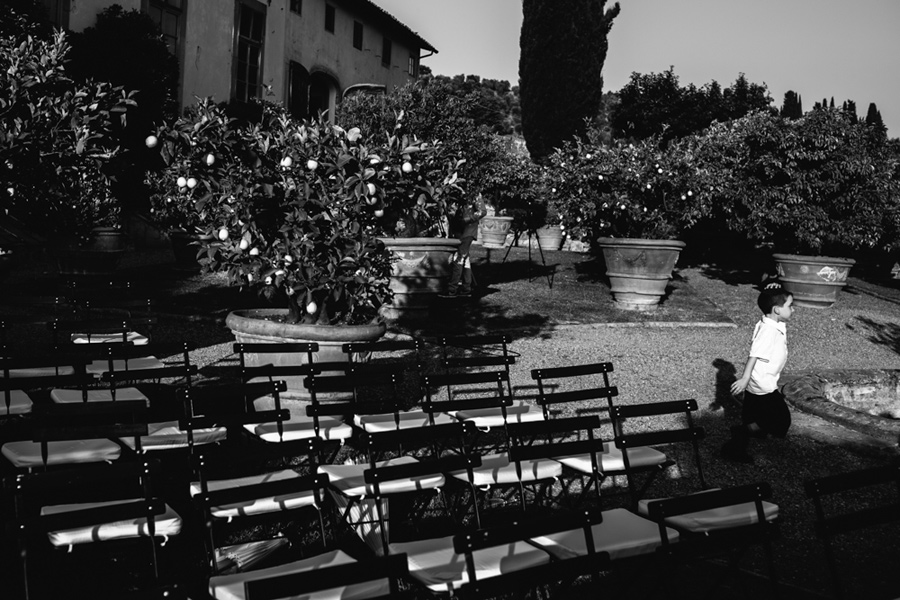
top-left (408, 55), bottom-right (419, 77)
top-left (325, 4), bottom-right (335, 33)
top-left (353, 21), bottom-right (363, 50)
top-left (235, 2), bottom-right (266, 103)
top-left (381, 37), bottom-right (392, 67)
top-left (290, 0), bottom-right (301, 15)
top-left (148, 0), bottom-right (183, 56)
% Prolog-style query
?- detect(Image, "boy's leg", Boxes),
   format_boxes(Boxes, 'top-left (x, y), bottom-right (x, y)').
top-left (756, 390), bottom-right (792, 438)
top-left (459, 255), bottom-right (473, 297)
top-left (443, 258), bottom-right (463, 297)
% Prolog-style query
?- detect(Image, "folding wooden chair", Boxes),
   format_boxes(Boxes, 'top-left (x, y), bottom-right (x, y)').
top-left (644, 482), bottom-right (782, 598)
top-left (804, 462), bottom-right (900, 599)
top-left (320, 420), bottom-right (480, 554)
top-left (613, 398), bottom-right (706, 507)
top-left (438, 334), bottom-right (543, 426)
top-left (189, 393), bottom-right (329, 576)
top-left (1, 359), bottom-right (93, 418)
top-left (423, 370), bottom-right (562, 522)
top-left (1, 399), bottom-right (149, 471)
top-left (240, 552), bottom-right (411, 600)
top-left (506, 415), bottom-right (607, 508)
top-left (9, 457), bottom-right (183, 599)
top-left (531, 362), bottom-right (671, 499)
top-left (234, 342), bottom-right (354, 445)
top-left (341, 338), bottom-right (454, 432)
top-left (452, 509), bottom-right (611, 599)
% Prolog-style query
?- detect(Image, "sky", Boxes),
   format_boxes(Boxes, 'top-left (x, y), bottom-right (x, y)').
top-left (370, 0), bottom-right (900, 136)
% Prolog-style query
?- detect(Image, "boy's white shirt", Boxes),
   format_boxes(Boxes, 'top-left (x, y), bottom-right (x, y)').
top-left (747, 316), bottom-right (787, 395)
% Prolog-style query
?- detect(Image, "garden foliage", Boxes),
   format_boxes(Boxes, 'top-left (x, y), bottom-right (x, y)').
top-left (1, 23), bottom-right (134, 245)
top-left (146, 99), bottom-right (464, 325)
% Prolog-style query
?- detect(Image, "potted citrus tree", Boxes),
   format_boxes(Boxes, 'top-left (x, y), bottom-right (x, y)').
top-left (699, 109), bottom-right (900, 307)
top-left (146, 99), bottom-right (463, 395)
top-left (547, 130), bottom-right (704, 309)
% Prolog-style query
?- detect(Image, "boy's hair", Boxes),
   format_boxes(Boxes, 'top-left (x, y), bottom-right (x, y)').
top-left (757, 286), bottom-right (792, 314)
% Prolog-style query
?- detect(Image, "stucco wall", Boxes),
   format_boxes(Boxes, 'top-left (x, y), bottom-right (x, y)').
top-left (286, 1), bottom-right (417, 97)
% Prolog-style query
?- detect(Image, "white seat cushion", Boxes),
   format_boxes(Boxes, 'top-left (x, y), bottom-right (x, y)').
top-left (354, 410), bottom-right (456, 432)
top-left (391, 535), bottom-right (551, 593)
top-left (556, 442), bottom-right (668, 473)
top-left (449, 452), bottom-right (562, 486)
top-left (51, 386), bottom-right (149, 405)
top-left (530, 507), bottom-right (679, 561)
top-left (3, 365), bottom-right (75, 378)
top-left (637, 489), bottom-right (780, 533)
top-left (43, 499), bottom-right (182, 546)
top-left (208, 549), bottom-right (388, 600)
top-left (1, 390), bottom-right (32, 415)
top-left (247, 414), bottom-right (353, 442)
top-left (2, 438), bottom-right (121, 468)
top-left (119, 420), bottom-right (227, 451)
top-left (86, 356), bottom-right (166, 376)
top-left (71, 331), bottom-right (149, 345)
top-left (319, 456), bottom-right (444, 497)
top-left (190, 469), bottom-right (317, 518)
top-left (449, 400), bottom-right (544, 427)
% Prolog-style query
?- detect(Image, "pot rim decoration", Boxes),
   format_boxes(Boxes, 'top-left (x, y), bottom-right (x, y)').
top-left (225, 309), bottom-right (387, 341)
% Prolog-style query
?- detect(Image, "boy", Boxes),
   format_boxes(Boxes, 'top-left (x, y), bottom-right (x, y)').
top-left (721, 285), bottom-right (794, 464)
top-left (440, 195), bottom-right (485, 298)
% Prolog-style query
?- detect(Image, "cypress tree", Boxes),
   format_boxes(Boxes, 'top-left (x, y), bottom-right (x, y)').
top-left (865, 102), bottom-right (887, 136)
top-left (780, 90), bottom-right (802, 119)
top-left (520, 0), bottom-right (620, 160)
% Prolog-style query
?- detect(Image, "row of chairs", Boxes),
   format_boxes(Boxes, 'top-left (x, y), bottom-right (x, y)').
top-left (2, 322), bottom-right (899, 599)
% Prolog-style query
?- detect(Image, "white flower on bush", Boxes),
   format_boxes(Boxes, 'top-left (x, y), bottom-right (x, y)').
top-left (346, 127), bottom-right (361, 142)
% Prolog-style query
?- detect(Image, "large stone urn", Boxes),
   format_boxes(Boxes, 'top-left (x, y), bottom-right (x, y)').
top-left (226, 309), bottom-right (386, 406)
top-left (479, 215), bottom-right (514, 248)
top-left (773, 253), bottom-right (856, 308)
top-left (379, 237), bottom-right (460, 320)
top-left (597, 237), bottom-right (686, 310)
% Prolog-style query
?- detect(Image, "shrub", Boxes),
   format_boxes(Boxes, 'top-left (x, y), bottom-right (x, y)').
top-left (546, 129), bottom-right (707, 242)
top-left (146, 99), bottom-right (464, 325)
top-left (698, 109), bottom-right (900, 256)
top-left (0, 26), bottom-right (134, 246)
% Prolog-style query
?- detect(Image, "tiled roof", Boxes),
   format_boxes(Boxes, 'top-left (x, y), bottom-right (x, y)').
top-left (353, 0), bottom-right (438, 53)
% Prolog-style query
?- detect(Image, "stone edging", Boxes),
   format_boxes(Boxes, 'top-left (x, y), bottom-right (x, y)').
top-left (782, 369), bottom-right (900, 447)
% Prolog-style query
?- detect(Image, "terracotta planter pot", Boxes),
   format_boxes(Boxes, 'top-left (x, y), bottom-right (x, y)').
top-left (773, 253), bottom-right (856, 308)
top-left (597, 237), bottom-right (686, 310)
top-left (169, 229), bottom-right (214, 271)
top-left (536, 225), bottom-right (564, 251)
top-left (225, 309), bottom-right (386, 406)
top-left (89, 227), bottom-right (126, 251)
top-left (480, 215), bottom-right (514, 248)
top-left (379, 237), bottom-right (460, 320)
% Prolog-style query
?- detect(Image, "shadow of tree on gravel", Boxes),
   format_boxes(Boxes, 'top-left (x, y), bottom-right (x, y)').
top-left (849, 316), bottom-right (900, 356)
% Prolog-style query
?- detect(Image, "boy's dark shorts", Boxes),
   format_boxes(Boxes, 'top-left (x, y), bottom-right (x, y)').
top-left (742, 389), bottom-right (791, 437)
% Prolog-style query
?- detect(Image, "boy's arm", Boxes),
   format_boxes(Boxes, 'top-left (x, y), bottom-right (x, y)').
top-left (730, 357), bottom-right (758, 395)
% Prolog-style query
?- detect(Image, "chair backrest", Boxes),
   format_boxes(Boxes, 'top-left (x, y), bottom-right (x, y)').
top-left (233, 342), bottom-right (319, 384)
top-left (452, 509), bottom-right (610, 599)
top-left (611, 399), bottom-right (707, 500)
top-left (804, 463), bottom-right (900, 599)
top-left (439, 334), bottom-right (516, 397)
top-left (177, 379), bottom-right (291, 451)
top-left (507, 415), bottom-right (607, 505)
top-left (360, 421), bottom-right (482, 555)
top-left (244, 553), bottom-right (410, 600)
top-left (192, 438), bottom-right (329, 575)
top-left (341, 338), bottom-right (426, 413)
top-left (1, 363), bottom-right (94, 415)
top-left (98, 342), bottom-right (197, 405)
top-left (530, 361), bottom-right (617, 421)
top-left (422, 370), bottom-right (514, 428)
top-left (11, 457), bottom-right (166, 598)
top-left (31, 399), bottom-right (150, 465)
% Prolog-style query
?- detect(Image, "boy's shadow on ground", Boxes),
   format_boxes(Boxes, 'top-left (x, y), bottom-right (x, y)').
top-left (711, 358), bottom-right (741, 412)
